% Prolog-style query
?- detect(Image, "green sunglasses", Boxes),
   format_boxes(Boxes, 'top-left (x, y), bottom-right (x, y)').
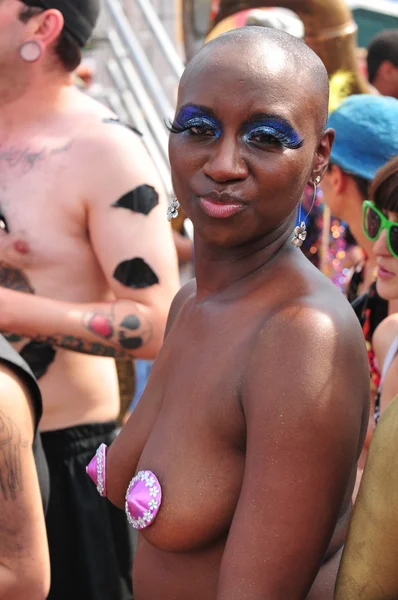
top-left (363, 200), bottom-right (398, 259)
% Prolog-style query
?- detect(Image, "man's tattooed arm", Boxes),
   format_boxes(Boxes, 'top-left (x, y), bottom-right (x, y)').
top-left (12, 302), bottom-right (153, 359)
top-left (0, 410), bottom-right (24, 502)
top-left (42, 305), bottom-right (153, 357)
top-left (0, 257), bottom-right (162, 358)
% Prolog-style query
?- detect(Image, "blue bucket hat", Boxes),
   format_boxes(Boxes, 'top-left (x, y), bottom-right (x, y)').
top-left (327, 95), bottom-right (398, 181)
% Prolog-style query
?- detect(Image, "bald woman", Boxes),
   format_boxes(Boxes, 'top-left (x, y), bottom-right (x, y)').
top-left (94, 27), bottom-right (370, 600)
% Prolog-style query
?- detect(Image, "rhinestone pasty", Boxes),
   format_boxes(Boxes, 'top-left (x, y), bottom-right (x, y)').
top-left (86, 443), bottom-right (108, 497)
top-left (125, 470), bottom-right (162, 530)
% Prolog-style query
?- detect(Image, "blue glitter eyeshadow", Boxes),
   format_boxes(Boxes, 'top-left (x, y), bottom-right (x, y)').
top-left (175, 105), bottom-right (222, 138)
top-left (243, 117), bottom-right (304, 149)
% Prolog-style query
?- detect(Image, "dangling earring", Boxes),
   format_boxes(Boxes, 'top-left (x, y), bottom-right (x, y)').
top-left (291, 176), bottom-right (321, 248)
top-left (167, 197), bottom-right (180, 222)
top-left (20, 40), bottom-right (42, 63)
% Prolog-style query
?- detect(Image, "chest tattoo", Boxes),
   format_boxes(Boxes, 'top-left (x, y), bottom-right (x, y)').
top-left (0, 141), bottom-right (73, 172)
top-left (0, 263), bottom-right (34, 293)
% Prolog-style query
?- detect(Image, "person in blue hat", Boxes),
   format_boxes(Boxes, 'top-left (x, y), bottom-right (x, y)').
top-left (322, 94), bottom-right (398, 477)
top-left (321, 94), bottom-right (398, 302)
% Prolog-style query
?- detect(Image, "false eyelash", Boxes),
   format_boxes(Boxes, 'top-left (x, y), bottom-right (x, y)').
top-left (274, 134), bottom-right (304, 150)
top-left (165, 119), bottom-right (187, 134)
top-left (247, 129), bottom-right (304, 150)
top-left (283, 136), bottom-right (304, 150)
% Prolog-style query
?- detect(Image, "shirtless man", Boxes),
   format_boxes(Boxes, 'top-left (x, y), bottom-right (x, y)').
top-left (0, 1), bottom-right (179, 599)
top-left (104, 27), bottom-right (370, 600)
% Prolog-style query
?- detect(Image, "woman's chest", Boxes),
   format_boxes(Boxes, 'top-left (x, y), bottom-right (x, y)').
top-left (134, 329), bottom-right (249, 552)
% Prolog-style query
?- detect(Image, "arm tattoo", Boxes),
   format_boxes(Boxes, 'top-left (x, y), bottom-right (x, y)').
top-left (0, 264), bottom-right (34, 344)
top-left (0, 411), bottom-right (24, 502)
top-left (81, 306), bottom-right (153, 355)
top-left (32, 308), bottom-right (152, 358)
top-left (0, 260), bottom-right (152, 357)
top-left (38, 335), bottom-right (127, 358)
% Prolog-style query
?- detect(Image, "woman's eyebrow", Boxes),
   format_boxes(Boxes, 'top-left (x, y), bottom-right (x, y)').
top-left (244, 113), bottom-right (299, 132)
top-left (176, 104), bottom-right (219, 121)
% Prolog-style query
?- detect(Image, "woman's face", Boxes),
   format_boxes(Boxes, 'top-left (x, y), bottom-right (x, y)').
top-left (168, 41), bottom-right (333, 248)
top-left (375, 209), bottom-right (398, 300)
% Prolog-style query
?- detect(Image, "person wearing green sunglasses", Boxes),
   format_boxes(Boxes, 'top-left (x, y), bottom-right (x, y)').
top-left (366, 157), bottom-right (398, 287)
top-left (363, 201), bottom-right (398, 261)
top-left (335, 158), bottom-right (398, 600)
top-left (323, 95), bottom-right (398, 304)
top-left (364, 157), bottom-right (398, 416)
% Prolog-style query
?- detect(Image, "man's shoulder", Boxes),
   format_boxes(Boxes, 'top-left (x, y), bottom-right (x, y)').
top-left (66, 100), bottom-right (152, 198)
top-left (77, 115), bottom-right (143, 157)
top-left (66, 90), bottom-right (143, 155)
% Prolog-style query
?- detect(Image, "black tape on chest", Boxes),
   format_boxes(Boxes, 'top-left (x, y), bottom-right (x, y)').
top-left (113, 258), bottom-right (159, 289)
top-left (112, 185), bottom-right (159, 216)
top-left (20, 342), bottom-right (56, 380)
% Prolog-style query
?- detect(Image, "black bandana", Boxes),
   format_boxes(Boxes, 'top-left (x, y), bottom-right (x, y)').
top-left (33, 0), bottom-right (100, 47)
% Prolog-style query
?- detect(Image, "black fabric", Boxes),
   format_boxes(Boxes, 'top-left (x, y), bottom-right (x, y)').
top-left (347, 262), bottom-right (366, 304)
top-left (0, 335), bottom-right (50, 512)
top-left (34, 0), bottom-right (100, 47)
top-left (20, 340), bottom-right (57, 380)
top-left (351, 282), bottom-right (389, 336)
top-left (102, 118), bottom-right (142, 138)
top-left (41, 421), bottom-right (135, 600)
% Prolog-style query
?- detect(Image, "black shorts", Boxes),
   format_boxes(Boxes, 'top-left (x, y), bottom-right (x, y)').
top-left (41, 421), bottom-right (135, 600)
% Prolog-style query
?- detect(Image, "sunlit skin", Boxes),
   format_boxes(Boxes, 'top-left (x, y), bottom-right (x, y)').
top-left (107, 28), bottom-right (370, 600)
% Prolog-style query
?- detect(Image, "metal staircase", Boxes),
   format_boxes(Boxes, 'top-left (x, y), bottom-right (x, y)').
top-left (86, 0), bottom-right (185, 200)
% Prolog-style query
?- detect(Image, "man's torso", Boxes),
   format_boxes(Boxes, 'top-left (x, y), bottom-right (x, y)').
top-left (0, 88), bottom-right (121, 430)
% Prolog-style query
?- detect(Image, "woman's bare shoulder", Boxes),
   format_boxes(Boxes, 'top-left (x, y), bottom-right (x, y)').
top-left (373, 314), bottom-right (398, 367)
top-left (164, 279), bottom-right (196, 338)
top-left (375, 313), bottom-right (398, 338)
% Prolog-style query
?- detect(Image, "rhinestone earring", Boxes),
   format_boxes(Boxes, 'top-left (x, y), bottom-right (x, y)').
top-left (291, 176), bottom-right (321, 248)
top-left (167, 197), bottom-right (180, 222)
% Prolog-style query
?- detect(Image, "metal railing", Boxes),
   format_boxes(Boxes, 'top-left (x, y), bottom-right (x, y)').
top-left (101, 0), bottom-right (185, 200)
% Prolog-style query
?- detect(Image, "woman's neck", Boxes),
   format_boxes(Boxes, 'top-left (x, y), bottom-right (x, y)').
top-left (193, 222), bottom-right (293, 301)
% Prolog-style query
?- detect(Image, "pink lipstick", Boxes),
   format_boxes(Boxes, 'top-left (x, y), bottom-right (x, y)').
top-left (198, 195), bottom-right (245, 219)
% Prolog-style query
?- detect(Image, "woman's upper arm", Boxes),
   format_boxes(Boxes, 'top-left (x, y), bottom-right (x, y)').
top-left (0, 363), bottom-right (50, 599)
top-left (217, 308), bottom-right (368, 600)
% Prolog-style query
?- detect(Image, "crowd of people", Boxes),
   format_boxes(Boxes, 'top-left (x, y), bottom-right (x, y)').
top-left (0, 0), bottom-right (397, 599)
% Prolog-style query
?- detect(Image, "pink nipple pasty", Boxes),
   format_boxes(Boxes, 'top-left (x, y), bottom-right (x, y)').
top-left (86, 443), bottom-right (107, 497)
top-left (125, 470), bottom-right (162, 529)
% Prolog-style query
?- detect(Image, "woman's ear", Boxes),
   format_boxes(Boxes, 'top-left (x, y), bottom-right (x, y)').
top-left (311, 128), bottom-right (335, 183)
top-left (327, 164), bottom-right (345, 195)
